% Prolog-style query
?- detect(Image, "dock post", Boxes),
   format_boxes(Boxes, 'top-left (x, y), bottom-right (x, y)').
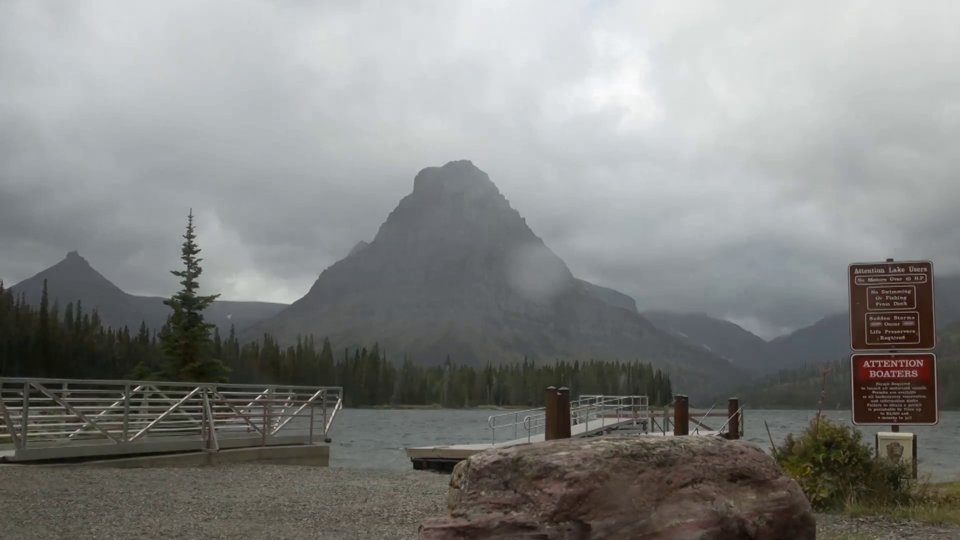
top-left (544, 386), bottom-right (558, 440)
top-left (726, 397), bottom-right (740, 440)
top-left (556, 387), bottom-right (571, 439)
top-left (673, 394), bottom-right (689, 436)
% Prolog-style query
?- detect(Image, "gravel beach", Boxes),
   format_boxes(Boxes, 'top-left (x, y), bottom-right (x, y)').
top-left (2, 463), bottom-right (958, 539)
top-left (0, 464), bottom-right (449, 540)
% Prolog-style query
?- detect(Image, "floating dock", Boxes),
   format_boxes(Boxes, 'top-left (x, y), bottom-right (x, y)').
top-left (406, 394), bottom-right (652, 471)
top-left (405, 394), bottom-right (738, 472)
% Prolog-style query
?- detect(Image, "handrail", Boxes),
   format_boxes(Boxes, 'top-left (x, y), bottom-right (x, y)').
top-left (487, 394), bottom-right (649, 445)
top-left (715, 406), bottom-right (744, 437)
top-left (0, 377), bottom-right (344, 460)
top-left (0, 376), bottom-right (330, 391)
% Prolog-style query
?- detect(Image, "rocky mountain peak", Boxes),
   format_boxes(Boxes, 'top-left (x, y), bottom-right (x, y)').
top-left (411, 160), bottom-right (500, 200)
top-left (347, 241), bottom-right (369, 257)
top-left (247, 160), bottom-right (745, 398)
top-left (62, 250), bottom-right (90, 268)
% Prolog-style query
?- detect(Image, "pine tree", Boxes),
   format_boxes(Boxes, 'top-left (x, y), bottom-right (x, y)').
top-left (160, 209), bottom-right (230, 382)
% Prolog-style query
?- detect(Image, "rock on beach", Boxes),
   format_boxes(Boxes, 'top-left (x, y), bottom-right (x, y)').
top-left (419, 435), bottom-right (816, 539)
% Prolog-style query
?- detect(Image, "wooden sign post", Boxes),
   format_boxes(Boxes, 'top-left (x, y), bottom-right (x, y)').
top-left (848, 259), bottom-right (938, 431)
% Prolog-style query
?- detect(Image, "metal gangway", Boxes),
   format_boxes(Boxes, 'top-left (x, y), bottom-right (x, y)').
top-left (487, 394), bottom-right (650, 445)
top-left (0, 377), bottom-right (343, 463)
top-left (405, 395), bottom-right (649, 470)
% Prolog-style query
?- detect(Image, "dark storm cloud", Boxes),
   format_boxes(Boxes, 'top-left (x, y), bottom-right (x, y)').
top-left (2, 0), bottom-right (960, 338)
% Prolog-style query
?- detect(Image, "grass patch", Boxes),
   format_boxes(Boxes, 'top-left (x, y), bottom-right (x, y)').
top-left (842, 480), bottom-right (960, 526)
top-left (819, 533), bottom-right (874, 540)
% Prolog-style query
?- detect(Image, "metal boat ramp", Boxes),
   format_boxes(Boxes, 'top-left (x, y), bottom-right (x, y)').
top-left (0, 377), bottom-right (343, 465)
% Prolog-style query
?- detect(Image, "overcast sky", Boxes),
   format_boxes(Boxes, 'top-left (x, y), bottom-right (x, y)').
top-left (2, 1), bottom-right (959, 338)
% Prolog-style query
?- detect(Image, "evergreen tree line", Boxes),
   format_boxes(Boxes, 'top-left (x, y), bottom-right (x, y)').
top-left (0, 280), bottom-right (674, 407)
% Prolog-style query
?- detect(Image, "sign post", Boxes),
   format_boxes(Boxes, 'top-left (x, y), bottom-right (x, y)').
top-left (848, 259), bottom-right (938, 437)
top-left (850, 353), bottom-right (938, 426)
top-left (848, 260), bottom-right (936, 352)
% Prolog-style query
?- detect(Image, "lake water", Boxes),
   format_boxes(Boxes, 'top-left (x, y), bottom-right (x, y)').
top-left (328, 408), bottom-right (960, 481)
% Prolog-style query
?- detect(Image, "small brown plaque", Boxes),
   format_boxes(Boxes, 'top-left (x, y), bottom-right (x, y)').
top-left (851, 353), bottom-right (938, 425)
top-left (848, 261), bottom-right (935, 351)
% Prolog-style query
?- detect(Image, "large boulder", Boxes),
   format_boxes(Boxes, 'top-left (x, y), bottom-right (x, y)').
top-left (419, 435), bottom-right (815, 539)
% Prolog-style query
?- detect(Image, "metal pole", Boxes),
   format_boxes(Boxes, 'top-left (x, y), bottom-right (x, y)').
top-left (321, 390), bottom-right (328, 438)
top-left (21, 383), bottom-right (29, 449)
top-left (726, 397), bottom-right (740, 440)
top-left (123, 384), bottom-right (130, 443)
top-left (544, 386), bottom-right (558, 441)
top-left (309, 400), bottom-right (315, 444)
top-left (556, 387), bottom-right (571, 439)
top-left (673, 394), bottom-right (689, 436)
top-left (885, 260), bottom-right (900, 436)
top-left (202, 389), bottom-right (219, 452)
top-left (262, 389), bottom-right (269, 446)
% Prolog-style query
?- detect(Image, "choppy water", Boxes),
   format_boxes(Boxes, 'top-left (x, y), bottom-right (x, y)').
top-left (328, 408), bottom-right (960, 481)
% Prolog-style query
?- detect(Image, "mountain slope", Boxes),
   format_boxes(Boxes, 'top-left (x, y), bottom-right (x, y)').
top-left (765, 274), bottom-right (960, 370)
top-left (9, 252), bottom-right (286, 334)
top-left (737, 322), bottom-right (960, 409)
top-left (245, 160), bottom-right (744, 399)
top-left (644, 311), bottom-right (772, 373)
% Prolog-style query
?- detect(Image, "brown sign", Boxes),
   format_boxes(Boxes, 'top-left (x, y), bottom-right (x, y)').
top-left (848, 260), bottom-right (935, 351)
top-left (851, 353), bottom-right (938, 425)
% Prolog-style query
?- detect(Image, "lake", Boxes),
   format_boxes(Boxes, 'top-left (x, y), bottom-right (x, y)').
top-left (328, 407), bottom-right (960, 481)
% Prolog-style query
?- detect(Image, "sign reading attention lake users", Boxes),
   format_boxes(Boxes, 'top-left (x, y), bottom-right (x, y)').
top-left (848, 260), bottom-right (936, 351)
top-left (851, 353), bottom-right (938, 425)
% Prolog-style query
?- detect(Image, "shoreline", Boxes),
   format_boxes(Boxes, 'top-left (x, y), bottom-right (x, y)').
top-left (0, 463), bottom-right (957, 539)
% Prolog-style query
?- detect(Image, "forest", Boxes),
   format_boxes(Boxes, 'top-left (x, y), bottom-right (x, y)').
top-left (0, 280), bottom-right (674, 408)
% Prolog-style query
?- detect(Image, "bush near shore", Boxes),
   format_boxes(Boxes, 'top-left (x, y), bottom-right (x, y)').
top-left (774, 416), bottom-right (960, 525)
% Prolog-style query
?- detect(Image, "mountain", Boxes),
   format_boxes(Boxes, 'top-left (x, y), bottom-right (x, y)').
top-left (737, 322), bottom-right (960, 410)
top-left (9, 251), bottom-right (287, 334)
top-left (577, 279), bottom-right (638, 313)
top-left (764, 274), bottom-right (960, 371)
top-left (644, 311), bottom-right (772, 373)
top-left (765, 313), bottom-right (850, 369)
top-left (245, 160), bottom-right (745, 399)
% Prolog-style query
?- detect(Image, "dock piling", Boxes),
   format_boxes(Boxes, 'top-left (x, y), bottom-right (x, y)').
top-left (544, 386), bottom-right (558, 440)
top-left (726, 397), bottom-right (740, 440)
top-left (673, 394), bottom-right (689, 436)
top-left (556, 387), bottom-right (571, 439)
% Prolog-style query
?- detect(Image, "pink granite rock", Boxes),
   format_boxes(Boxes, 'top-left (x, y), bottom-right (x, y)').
top-left (419, 435), bottom-right (814, 539)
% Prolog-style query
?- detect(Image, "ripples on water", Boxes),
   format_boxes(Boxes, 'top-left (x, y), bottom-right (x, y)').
top-left (328, 408), bottom-right (960, 480)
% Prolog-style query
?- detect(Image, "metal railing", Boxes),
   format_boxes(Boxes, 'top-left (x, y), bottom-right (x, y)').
top-left (487, 395), bottom-right (649, 445)
top-left (0, 377), bottom-right (343, 462)
top-left (487, 406), bottom-right (550, 445)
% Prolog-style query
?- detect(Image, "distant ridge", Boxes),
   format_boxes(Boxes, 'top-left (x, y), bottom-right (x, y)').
top-left (647, 273), bottom-right (960, 375)
top-left (644, 311), bottom-right (772, 373)
top-left (10, 252), bottom-right (287, 334)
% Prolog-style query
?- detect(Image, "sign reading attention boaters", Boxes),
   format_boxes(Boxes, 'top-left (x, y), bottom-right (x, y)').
top-left (851, 353), bottom-right (938, 425)
top-left (848, 260), bottom-right (936, 351)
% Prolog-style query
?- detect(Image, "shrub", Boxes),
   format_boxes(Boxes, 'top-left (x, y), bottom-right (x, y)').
top-left (774, 416), bottom-right (912, 510)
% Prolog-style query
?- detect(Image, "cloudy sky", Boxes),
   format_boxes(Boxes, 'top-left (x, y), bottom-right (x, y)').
top-left (2, 1), bottom-right (959, 338)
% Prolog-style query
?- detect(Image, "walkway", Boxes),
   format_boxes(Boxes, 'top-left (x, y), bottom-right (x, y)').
top-left (406, 395), bottom-right (650, 470)
top-left (0, 377), bottom-right (342, 463)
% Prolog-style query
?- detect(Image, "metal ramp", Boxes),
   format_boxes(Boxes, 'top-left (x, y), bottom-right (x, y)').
top-left (406, 395), bottom-right (649, 470)
top-left (0, 377), bottom-right (343, 463)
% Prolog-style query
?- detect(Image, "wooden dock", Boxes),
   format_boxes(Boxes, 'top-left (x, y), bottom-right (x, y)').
top-left (404, 393), bottom-right (741, 472)
top-left (406, 413), bottom-right (650, 471)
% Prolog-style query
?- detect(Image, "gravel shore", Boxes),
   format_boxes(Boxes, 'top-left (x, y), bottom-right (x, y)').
top-left (2, 463), bottom-right (958, 539)
top-left (815, 513), bottom-right (960, 540)
top-left (0, 464), bottom-right (449, 540)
